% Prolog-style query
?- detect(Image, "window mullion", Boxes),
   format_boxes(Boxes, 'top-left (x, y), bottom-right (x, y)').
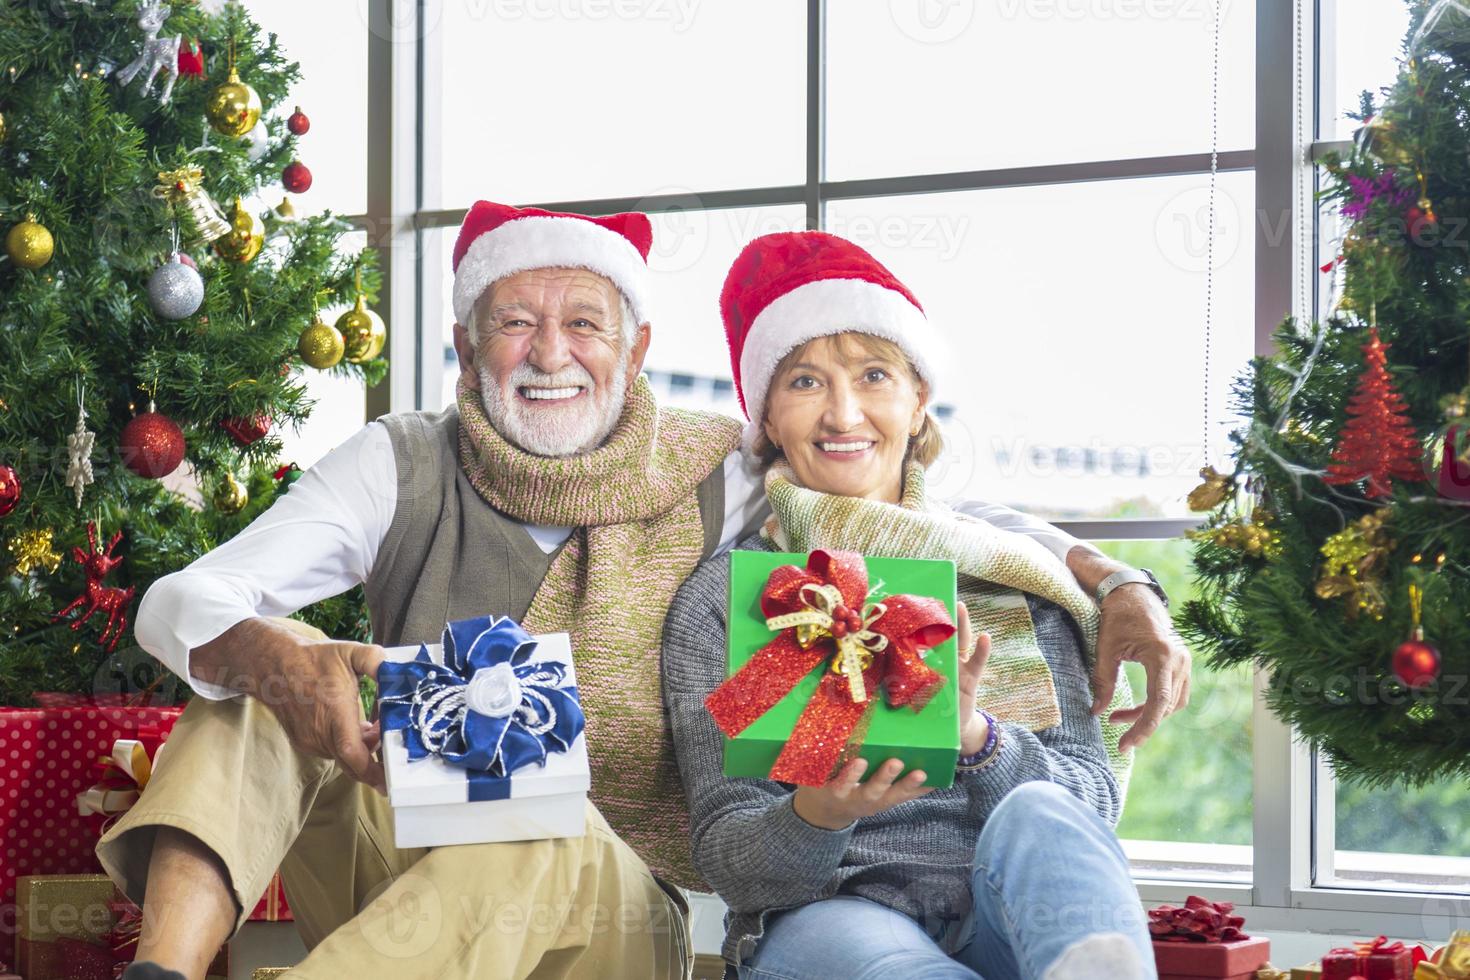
top-left (806, 0), bottom-right (826, 231)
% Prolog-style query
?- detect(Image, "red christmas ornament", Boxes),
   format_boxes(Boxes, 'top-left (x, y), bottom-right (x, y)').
top-left (0, 463), bottom-right (19, 517)
top-left (221, 413), bottom-right (271, 447)
top-left (177, 38), bottom-right (204, 77)
top-left (1324, 328), bottom-right (1424, 498)
top-left (120, 405), bottom-right (186, 479)
top-left (282, 160), bottom-right (312, 193)
top-left (287, 105), bottom-right (310, 135)
top-left (52, 522), bottom-right (136, 653)
top-left (176, 251), bottom-right (197, 269)
top-left (1407, 205), bottom-right (1438, 238)
top-left (1392, 637), bottom-right (1441, 688)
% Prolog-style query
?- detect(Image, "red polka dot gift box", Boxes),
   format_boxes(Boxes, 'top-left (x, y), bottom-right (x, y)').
top-left (0, 701), bottom-right (182, 913)
top-left (0, 696), bottom-right (293, 924)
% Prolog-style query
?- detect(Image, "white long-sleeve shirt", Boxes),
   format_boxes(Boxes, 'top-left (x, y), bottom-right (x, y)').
top-left (135, 421), bottom-right (1093, 700)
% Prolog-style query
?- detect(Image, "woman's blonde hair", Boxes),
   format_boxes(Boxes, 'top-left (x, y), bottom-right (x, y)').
top-left (751, 332), bottom-right (943, 471)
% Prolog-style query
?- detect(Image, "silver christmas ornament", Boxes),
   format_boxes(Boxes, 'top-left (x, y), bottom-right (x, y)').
top-left (66, 387), bottom-right (96, 509)
top-left (148, 250), bottom-right (204, 319)
top-left (115, 0), bottom-right (182, 105)
top-left (244, 119), bottom-right (269, 162)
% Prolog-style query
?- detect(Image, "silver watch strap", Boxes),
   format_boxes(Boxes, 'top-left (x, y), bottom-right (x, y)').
top-left (1095, 568), bottom-right (1157, 606)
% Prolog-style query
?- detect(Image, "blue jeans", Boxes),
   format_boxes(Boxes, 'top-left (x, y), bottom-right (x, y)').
top-left (738, 782), bottom-right (1154, 980)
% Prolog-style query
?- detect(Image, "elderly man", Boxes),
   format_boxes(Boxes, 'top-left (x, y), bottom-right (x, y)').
top-left (103, 201), bottom-right (1188, 980)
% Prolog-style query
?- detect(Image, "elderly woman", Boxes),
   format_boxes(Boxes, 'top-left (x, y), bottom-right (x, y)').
top-left (661, 232), bottom-right (1157, 980)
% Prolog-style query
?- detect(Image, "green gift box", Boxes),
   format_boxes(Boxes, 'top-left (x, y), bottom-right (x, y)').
top-left (721, 550), bottom-right (961, 789)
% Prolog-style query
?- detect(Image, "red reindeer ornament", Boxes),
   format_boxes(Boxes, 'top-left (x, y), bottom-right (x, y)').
top-left (52, 522), bottom-right (136, 652)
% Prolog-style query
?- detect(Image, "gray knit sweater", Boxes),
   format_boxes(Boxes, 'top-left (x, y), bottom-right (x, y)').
top-left (660, 533), bottom-right (1120, 967)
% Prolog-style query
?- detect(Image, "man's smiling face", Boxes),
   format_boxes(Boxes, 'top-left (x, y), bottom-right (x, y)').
top-left (454, 267), bottom-right (650, 457)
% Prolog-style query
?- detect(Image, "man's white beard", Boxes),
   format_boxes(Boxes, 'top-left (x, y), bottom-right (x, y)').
top-left (478, 353), bottom-right (631, 458)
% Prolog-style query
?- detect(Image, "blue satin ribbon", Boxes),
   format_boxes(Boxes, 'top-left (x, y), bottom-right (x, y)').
top-left (378, 616), bottom-right (584, 800)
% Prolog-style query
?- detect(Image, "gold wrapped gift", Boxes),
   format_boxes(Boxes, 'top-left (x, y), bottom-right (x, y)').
top-left (1290, 963), bottom-right (1322, 980)
top-left (15, 873), bottom-right (227, 979)
top-left (1256, 965), bottom-right (1292, 980)
top-left (14, 874), bottom-right (115, 979)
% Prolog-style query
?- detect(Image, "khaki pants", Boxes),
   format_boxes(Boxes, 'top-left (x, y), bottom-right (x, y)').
top-left (96, 621), bottom-right (690, 979)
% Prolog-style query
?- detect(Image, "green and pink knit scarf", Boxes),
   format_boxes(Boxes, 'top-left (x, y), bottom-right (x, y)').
top-left (456, 375), bottom-right (741, 889)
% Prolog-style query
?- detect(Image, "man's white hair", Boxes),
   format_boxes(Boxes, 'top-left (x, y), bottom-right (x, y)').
top-left (465, 286), bottom-right (638, 350)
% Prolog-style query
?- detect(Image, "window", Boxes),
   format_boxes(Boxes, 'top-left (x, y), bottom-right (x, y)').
top-left (1321, 2), bottom-right (1413, 139)
top-left (825, 2), bottom-right (1255, 179)
top-left (826, 174), bottom-right (1255, 519)
top-left (364, 0), bottom-right (1464, 940)
top-left (429, 1), bottom-right (805, 208)
top-left (1097, 539), bottom-right (1252, 881)
top-left (241, 1), bottom-right (370, 467)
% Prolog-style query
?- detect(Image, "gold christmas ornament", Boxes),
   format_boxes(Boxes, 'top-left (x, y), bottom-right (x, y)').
top-left (1315, 508), bottom-right (1393, 620)
top-left (337, 293), bottom-right (387, 363)
top-left (1187, 508), bottom-right (1282, 560)
top-left (214, 196), bottom-right (263, 263)
top-left (297, 317), bottom-right (345, 369)
top-left (273, 196), bottom-right (297, 222)
top-left (6, 212), bottom-right (54, 270)
top-left (211, 471), bottom-right (248, 514)
top-left (1359, 113), bottom-right (1415, 168)
top-left (152, 166), bottom-right (232, 245)
top-left (8, 527), bottom-right (63, 575)
top-left (205, 65), bottom-right (262, 138)
top-left (0, 109), bottom-right (7, 144)
top-left (1187, 466), bottom-right (1232, 511)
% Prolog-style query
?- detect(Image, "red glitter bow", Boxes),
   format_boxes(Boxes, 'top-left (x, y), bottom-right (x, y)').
top-left (705, 549), bottom-right (955, 786)
top-left (1147, 895), bottom-right (1250, 943)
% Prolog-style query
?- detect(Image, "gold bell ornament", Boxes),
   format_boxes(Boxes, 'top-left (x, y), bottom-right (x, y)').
top-left (152, 166), bottom-right (232, 245)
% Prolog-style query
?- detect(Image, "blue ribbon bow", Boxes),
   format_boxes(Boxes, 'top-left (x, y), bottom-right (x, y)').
top-left (379, 616), bottom-right (584, 800)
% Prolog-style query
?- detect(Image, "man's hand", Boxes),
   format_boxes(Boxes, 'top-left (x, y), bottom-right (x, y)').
top-left (1064, 546), bottom-right (1192, 753)
top-left (954, 603), bottom-right (995, 757)
top-left (191, 619), bottom-right (388, 793)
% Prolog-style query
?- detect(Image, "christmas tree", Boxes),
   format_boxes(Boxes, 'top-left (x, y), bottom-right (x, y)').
top-left (0, 1), bottom-right (386, 704)
top-left (1182, 0), bottom-right (1470, 787)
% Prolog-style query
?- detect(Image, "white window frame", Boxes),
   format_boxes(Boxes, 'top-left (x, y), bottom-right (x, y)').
top-left (353, 0), bottom-right (1468, 938)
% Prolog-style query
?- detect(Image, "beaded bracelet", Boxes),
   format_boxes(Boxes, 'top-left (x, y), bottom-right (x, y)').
top-left (956, 710), bottom-right (1001, 772)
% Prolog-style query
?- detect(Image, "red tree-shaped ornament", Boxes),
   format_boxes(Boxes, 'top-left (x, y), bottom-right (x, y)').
top-left (52, 522), bottom-right (136, 653)
top-left (1323, 328), bottom-right (1424, 498)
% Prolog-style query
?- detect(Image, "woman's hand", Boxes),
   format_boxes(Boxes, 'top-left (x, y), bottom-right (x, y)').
top-left (792, 757), bottom-right (934, 831)
top-left (954, 601), bottom-right (994, 757)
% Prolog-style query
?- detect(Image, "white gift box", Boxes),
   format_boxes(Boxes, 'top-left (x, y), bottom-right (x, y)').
top-left (381, 630), bottom-right (590, 849)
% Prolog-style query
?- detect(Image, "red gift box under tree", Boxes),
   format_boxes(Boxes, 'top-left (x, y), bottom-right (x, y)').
top-left (0, 698), bottom-right (291, 922)
top-left (1149, 895), bottom-right (1271, 980)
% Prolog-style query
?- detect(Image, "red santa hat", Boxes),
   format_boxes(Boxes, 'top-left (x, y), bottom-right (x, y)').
top-left (451, 201), bottom-right (654, 329)
top-left (720, 230), bottom-right (941, 449)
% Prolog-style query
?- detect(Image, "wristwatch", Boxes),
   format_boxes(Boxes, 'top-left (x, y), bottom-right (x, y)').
top-left (1094, 567), bottom-right (1169, 608)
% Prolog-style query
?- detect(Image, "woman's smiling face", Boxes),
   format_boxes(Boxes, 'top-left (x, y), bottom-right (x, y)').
top-left (761, 333), bottom-right (927, 503)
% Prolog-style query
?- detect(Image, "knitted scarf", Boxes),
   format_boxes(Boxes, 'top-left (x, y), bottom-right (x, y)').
top-left (456, 375), bottom-right (741, 889)
top-left (761, 463), bottom-right (1134, 797)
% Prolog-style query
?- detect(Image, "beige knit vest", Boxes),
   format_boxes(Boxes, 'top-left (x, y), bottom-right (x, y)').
top-left (365, 407), bottom-right (725, 886)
